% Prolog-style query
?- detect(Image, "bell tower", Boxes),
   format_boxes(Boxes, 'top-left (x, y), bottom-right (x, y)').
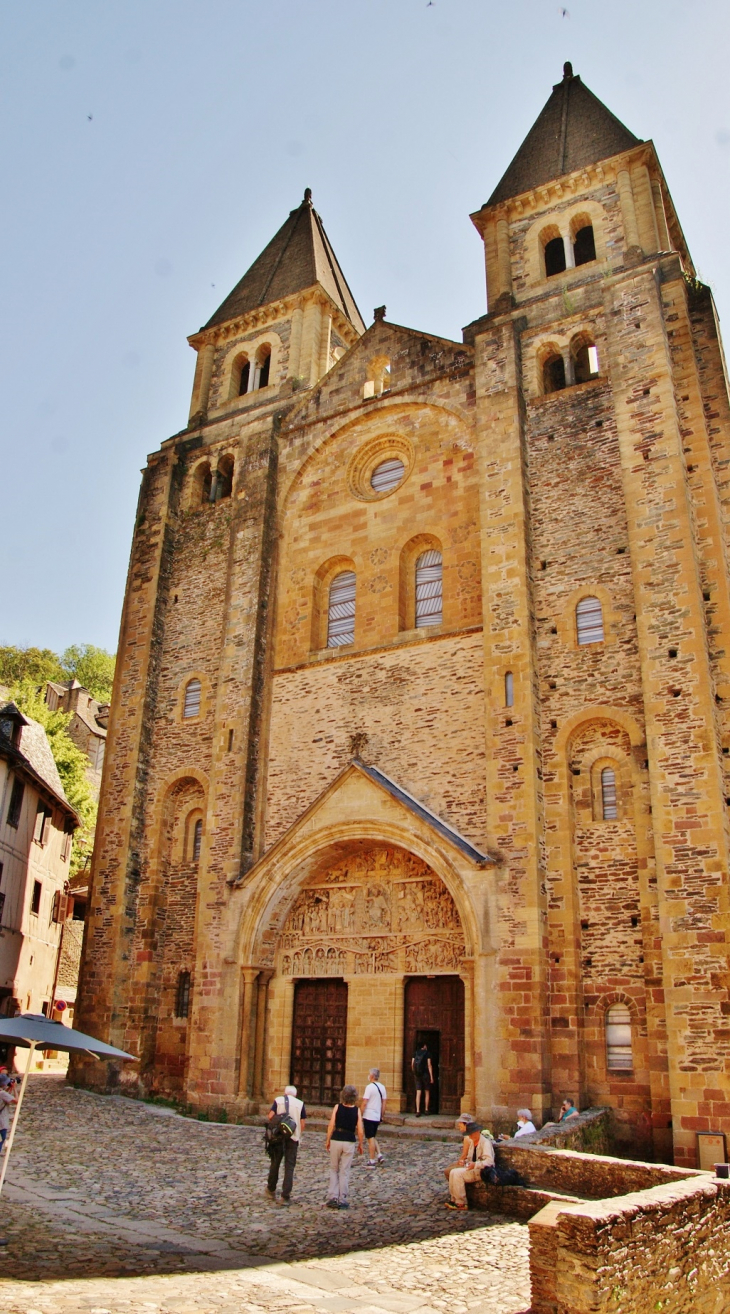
top-left (467, 63), bottom-right (730, 1165)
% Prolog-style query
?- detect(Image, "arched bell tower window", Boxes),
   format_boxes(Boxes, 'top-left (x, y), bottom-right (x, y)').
top-left (572, 335), bottom-right (600, 385)
top-left (254, 346), bottom-right (271, 390)
top-left (543, 353), bottom-right (566, 394)
top-left (573, 224), bottom-right (596, 266)
top-left (544, 236), bottom-right (566, 277)
top-left (216, 454), bottom-right (234, 500)
top-left (415, 550), bottom-right (443, 627)
top-left (238, 359), bottom-right (251, 395)
top-left (327, 571), bottom-right (356, 647)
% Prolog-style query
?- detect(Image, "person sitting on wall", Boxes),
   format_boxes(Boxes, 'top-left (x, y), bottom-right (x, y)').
top-left (443, 1112), bottom-right (474, 1182)
top-left (558, 1098), bottom-right (579, 1122)
top-left (444, 1120), bottom-right (495, 1211)
top-left (498, 1108), bottom-right (537, 1140)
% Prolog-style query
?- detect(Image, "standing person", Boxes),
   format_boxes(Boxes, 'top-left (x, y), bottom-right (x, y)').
top-left (445, 1120), bottom-right (495, 1211)
top-left (361, 1068), bottom-right (387, 1167)
top-left (0, 1075), bottom-right (16, 1153)
top-left (325, 1085), bottom-right (364, 1209)
top-left (411, 1041), bottom-right (434, 1117)
top-left (266, 1084), bottom-right (306, 1206)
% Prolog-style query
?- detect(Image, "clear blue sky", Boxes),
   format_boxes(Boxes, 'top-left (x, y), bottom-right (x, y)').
top-left (3, 0), bottom-right (729, 654)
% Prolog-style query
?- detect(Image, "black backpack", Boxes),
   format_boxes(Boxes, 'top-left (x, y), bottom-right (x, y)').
top-left (481, 1162), bottom-right (525, 1187)
top-left (264, 1095), bottom-right (297, 1157)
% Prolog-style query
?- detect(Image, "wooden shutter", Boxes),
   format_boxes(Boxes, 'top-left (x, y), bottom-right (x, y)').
top-left (183, 679), bottom-right (202, 718)
top-left (327, 571), bottom-right (356, 647)
top-left (52, 890), bottom-right (69, 924)
top-left (606, 1004), bottom-right (632, 1071)
top-left (370, 458), bottom-right (404, 493)
top-left (576, 596), bottom-right (604, 644)
top-left (601, 767), bottom-right (618, 819)
top-left (415, 550), bottom-right (443, 627)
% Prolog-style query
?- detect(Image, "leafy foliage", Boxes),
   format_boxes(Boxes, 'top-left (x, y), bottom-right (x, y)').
top-left (6, 680), bottom-right (97, 876)
top-left (0, 643), bottom-right (115, 703)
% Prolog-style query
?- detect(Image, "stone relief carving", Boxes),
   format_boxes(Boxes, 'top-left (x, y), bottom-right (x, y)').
top-left (278, 848), bottom-right (465, 977)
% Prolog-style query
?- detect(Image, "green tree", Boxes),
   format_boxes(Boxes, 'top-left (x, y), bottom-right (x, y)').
top-left (61, 645), bottom-right (116, 703)
top-left (0, 646), bottom-right (65, 689)
top-left (6, 680), bottom-right (97, 876)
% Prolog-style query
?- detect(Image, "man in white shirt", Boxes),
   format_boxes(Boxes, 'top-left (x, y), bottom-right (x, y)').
top-left (266, 1084), bottom-right (306, 1205)
top-left (360, 1068), bottom-right (387, 1167)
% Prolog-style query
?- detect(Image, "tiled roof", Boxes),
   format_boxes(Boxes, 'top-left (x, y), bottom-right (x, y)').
top-left (0, 703), bottom-right (78, 823)
top-left (487, 66), bottom-right (641, 207)
top-left (205, 191), bottom-right (365, 332)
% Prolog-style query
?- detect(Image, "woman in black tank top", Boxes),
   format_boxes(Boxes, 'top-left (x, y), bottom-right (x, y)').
top-left (325, 1085), bottom-right (364, 1208)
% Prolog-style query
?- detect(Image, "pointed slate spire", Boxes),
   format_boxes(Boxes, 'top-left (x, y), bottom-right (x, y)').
top-left (206, 190), bottom-right (365, 332)
top-left (487, 64), bottom-right (642, 207)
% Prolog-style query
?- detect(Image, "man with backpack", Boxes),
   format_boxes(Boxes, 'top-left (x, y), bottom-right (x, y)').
top-left (265, 1084), bottom-right (306, 1205)
top-left (411, 1042), bottom-right (434, 1116)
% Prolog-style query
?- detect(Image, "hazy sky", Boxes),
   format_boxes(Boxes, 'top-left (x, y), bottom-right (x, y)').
top-left (3, 0), bottom-right (729, 654)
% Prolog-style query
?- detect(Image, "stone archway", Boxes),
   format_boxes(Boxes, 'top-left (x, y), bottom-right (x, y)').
top-left (260, 842), bottom-right (469, 1111)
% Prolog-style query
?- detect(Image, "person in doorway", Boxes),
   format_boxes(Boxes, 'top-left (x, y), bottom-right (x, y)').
top-left (0, 1075), bottom-right (17, 1152)
top-left (361, 1068), bottom-right (387, 1167)
top-left (412, 1042), bottom-right (434, 1116)
top-left (445, 1120), bottom-right (495, 1211)
top-left (325, 1085), bottom-right (364, 1209)
top-left (266, 1084), bottom-right (306, 1206)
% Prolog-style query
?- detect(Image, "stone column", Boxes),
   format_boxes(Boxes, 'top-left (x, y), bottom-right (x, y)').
top-left (279, 977), bottom-right (296, 1091)
top-left (616, 169), bottom-right (641, 252)
top-left (289, 306), bottom-right (303, 380)
top-left (195, 342), bottom-right (215, 416)
top-left (301, 300), bottom-right (323, 386)
top-left (238, 967), bottom-right (260, 1098)
top-left (460, 960), bottom-right (476, 1113)
top-left (631, 163), bottom-right (660, 255)
top-left (391, 977), bottom-right (406, 1112)
top-left (564, 231), bottom-right (576, 270)
top-left (495, 216), bottom-right (512, 300)
top-left (651, 179), bottom-right (671, 251)
top-left (318, 310), bottom-right (332, 379)
top-left (253, 970), bottom-right (274, 1100)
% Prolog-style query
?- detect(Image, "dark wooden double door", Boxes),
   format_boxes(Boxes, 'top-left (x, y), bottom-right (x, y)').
top-left (403, 975), bottom-right (465, 1114)
top-left (290, 979), bottom-right (348, 1107)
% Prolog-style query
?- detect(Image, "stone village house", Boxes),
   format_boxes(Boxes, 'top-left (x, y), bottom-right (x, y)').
top-left (74, 66), bottom-right (730, 1168)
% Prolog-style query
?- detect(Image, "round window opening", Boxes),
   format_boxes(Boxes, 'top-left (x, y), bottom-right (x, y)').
top-left (371, 458), bottom-right (405, 494)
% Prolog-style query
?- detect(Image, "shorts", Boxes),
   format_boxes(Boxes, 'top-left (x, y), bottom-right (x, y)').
top-left (414, 1074), bottom-right (431, 1091)
top-left (363, 1119), bottom-right (380, 1139)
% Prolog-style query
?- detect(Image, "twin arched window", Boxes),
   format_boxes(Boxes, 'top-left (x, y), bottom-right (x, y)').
top-left (183, 679), bottom-right (201, 719)
top-left (236, 345), bottom-right (271, 397)
top-left (542, 336), bottom-right (599, 395)
top-left (606, 1003), bottom-right (632, 1071)
top-left (325, 551), bottom-right (444, 648)
top-left (543, 223), bottom-right (596, 278)
top-left (576, 596), bottom-right (604, 645)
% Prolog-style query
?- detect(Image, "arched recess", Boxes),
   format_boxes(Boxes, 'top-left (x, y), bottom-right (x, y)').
top-left (398, 533), bottom-right (443, 632)
top-left (142, 770), bottom-right (208, 1095)
top-left (233, 826), bottom-right (483, 1115)
top-left (311, 555), bottom-right (357, 652)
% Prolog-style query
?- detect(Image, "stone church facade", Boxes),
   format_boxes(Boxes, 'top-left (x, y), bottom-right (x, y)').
top-left (75, 66), bottom-right (730, 1167)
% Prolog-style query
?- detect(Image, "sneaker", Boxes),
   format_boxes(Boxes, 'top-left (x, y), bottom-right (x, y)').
top-left (415, 1111), bottom-right (421, 1118)
top-left (338, 1201), bottom-right (350, 1209)
top-left (366, 1160), bottom-right (377, 1168)
top-left (326, 1198), bottom-right (339, 1209)
top-left (377, 1153), bottom-right (385, 1164)
top-left (445, 1200), bottom-right (467, 1211)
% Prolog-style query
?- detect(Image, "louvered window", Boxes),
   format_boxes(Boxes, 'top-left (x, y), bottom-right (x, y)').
top-left (327, 572), bottom-right (356, 647)
top-left (606, 1003), bottom-right (632, 1071)
top-left (183, 679), bottom-right (202, 718)
top-left (371, 458), bottom-right (405, 494)
top-left (601, 767), bottom-right (618, 820)
top-left (576, 596), bottom-right (604, 645)
top-left (193, 819), bottom-right (203, 863)
top-left (415, 550), bottom-right (443, 627)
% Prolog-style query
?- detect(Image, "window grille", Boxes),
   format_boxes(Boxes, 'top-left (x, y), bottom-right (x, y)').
top-left (327, 571), bottom-right (356, 647)
top-left (175, 970), bottom-right (191, 1019)
top-left (193, 819), bottom-right (203, 863)
top-left (370, 458), bottom-right (405, 494)
top-left (415, 550), bottom-right (443, 627)
top-left (6, 778), bottom-right (24, 829)
top-left (505, 672), bottom-right (514, 707)
top-left (601, 767), bottom-right (618, 819)
top-left (576, 596), bottom-right (604, 645)
top-left (183, 679), bottom-right (202, 718)
top-left (606, 1003), bottom-right (632, 1071)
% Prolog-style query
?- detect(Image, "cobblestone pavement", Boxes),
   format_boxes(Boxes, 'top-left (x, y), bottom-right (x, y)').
top-left (0, 1078), bottom-right (530, 1313)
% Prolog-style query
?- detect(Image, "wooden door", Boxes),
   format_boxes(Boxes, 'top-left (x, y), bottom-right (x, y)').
top-left (290, 979), bottom-right (348, 1107)
top-left (403, 976), bottom-right (465, 1114)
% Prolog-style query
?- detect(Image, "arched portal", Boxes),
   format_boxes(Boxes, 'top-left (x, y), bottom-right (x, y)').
top-left (252, 841), bottom-right (470, 1114)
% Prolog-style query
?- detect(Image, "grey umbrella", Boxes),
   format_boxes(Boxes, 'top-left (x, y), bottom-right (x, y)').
top-left (0, 1013), bottom-right (136, 1197)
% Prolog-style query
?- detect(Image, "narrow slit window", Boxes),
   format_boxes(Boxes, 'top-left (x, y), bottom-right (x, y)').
top-left (327, 571), bottom-right (356, 647)
top-left (576, 596), bottom-right (604, 645)
top-left (601, 767), bottom-right (618, 820)
top-left (193, 819), bottom-right (203, 863)
top-left (371, 458), bottom-right (405, 494)
top-left (183, 679), bottom-right (202, 719)
top-left (606, 1003), bottom-right (632, 1071)
top-left (175, 970), bottom-right (191, 1019)
top-left (415, 550), bottom-right (443, 627)
top-left (505, 671), bottom-right (514, 707)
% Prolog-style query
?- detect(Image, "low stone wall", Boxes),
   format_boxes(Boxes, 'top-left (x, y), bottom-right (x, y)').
top-left (529, 1175), bottom-right (730, 1314)
top-left (516, 1106), bottom-right (612, 1155)
top-left (496, 1143), bottom-right (699, 1201)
